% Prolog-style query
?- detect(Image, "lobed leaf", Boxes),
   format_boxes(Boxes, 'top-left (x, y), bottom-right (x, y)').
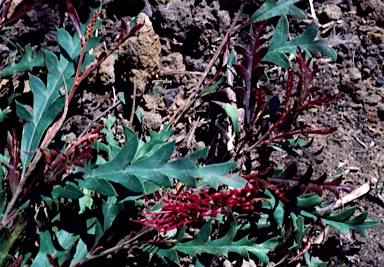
top-left (251, 0), bottom-right (306, 22)
top-left (1, 46), bottom-right (45, 77)
top-left (263, 15), bottom-right (336, 68)
top-left (145, 220), bottom-right (281, 264)
top-left (83, 128), bottom-right (243, 193)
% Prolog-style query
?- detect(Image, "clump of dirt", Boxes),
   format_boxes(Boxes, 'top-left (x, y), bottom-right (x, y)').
top-left (119, 12), bottom-right (161, 95)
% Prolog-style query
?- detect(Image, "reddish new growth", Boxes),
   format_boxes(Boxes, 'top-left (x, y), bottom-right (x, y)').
top-left (136, 180), bottom-right (263, 232)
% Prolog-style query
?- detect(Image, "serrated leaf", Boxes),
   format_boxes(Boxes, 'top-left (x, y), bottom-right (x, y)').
top-left (85, 133), bottom-right (238, 192)
top-left (263, 15), bottom-right (336, 68)
top-left (197, 164), bottom-right (246, 189)
top-left (251, 0), bottom-right (306, 22)
top-left (322, 217), bottom-right (377, 238)
top-left (150, 220), bottom-right (280, 264)
top-left (2, 46), bottom-right (45, 77)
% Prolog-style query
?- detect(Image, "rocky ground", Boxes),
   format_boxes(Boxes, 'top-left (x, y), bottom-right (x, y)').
top-left (0, 0), bottom-right (383, 266)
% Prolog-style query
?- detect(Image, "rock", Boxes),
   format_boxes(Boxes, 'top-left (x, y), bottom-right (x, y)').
top-left (348, 67), bottom-right (362, 81)
top-left (161, 52), bottom-right (186, 83)
top-left (98, 53), bottom-right (118, 86)
top-left (366, 93), bottom-right (381, 105)
top-left (322, 4), bottom-right (342, 20)
top-left (129, 69), bottom-right (150, 95)
top-left (377, 104), bottom-right (384, 120)
top-left (359, 0), bottom-right (384, 23)
top-left (157, 1), bottom-right (193, 41)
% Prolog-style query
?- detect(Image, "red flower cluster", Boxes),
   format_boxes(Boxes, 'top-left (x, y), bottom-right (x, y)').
top-left (135, 180), bottom-right (262, 232)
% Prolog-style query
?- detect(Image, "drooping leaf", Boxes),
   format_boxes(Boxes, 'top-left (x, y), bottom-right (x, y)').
top-left (263, 15), bottom-right (336, 68)
top-left (251, 0), bottom-right (306, 22)
top-left (146, 220), bottom-right (281, 264)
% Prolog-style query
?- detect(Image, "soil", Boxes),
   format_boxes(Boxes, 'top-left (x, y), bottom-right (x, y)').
top-left (0, 0), bottom-right (383, 266)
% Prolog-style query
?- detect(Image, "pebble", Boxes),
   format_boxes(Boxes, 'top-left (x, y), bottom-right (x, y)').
top-left (366, 93), bottom-right (381, 105)
top-left (377, 104), bottom-right (384, 120)
top-left (376, 77), bottom-right (384, 86)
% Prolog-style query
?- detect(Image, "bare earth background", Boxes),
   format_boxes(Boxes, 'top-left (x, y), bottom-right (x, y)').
top-left (0, 0), bottom-right (383, 265)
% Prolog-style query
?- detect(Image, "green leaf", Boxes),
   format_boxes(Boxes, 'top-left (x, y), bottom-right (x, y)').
top-left (19, 48), bottom-right (76, 169)
top-left (326, 206), bottom-right (356, 222)
top-left (197, 77), bottom-right (224, 97)
top-left (84, 124), bottom-right (243, 193)
top-left (16, 101), bottom-right (33, 121)
top-left (19, 75), bottom-right (64, 169)
top-left (264, 190), bottom-right (285, 228)
top-left (78, 178), bottom-right (116, 196)
top-left (51, 182), bottom-right (84, 199)
top-left (323, 210), bottom-right (378, 237)
top-left (197, 164), bottom-right (246, 189)
top-left (56, 230), bottom-right (79, 250)
top-left (263, 15), bottom-right (336, 68)
top-left (251, 0), bottom-right (306, 22)
top-left (148, 220), bottom-right (281, 264)
top-left (289, 215), bottom-right (308, 250)
top-left (70, 239), bottom-right (88, 266)
top-left (57, 28), bottom-right (80, 60)
top-left (85, 36), bottom-right (101, 52)
top-left (223, 103), bottom-right (239, 135)
top-left (296, 194), bottom-right (322, 208)
top-left (102, 196), bottom-right (125, 232)
top-left (30, 231), bottom-right (70, 267)
top-left (2, 46), bottom-right (45, 77)
top-left (0, 107), bottom-right (11, 122)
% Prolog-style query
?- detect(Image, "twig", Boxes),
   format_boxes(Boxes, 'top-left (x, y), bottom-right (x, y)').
top-left (308, 0), bottom-right (318, 21)
top-left (78, 99), bottom-right (121, 139)
top-left (352, 134), bottom-right (367, 148)
top-left (333, 183), bottom-right (370, 209)
top-left (159, 70), bottom-right (204, 76)
top-left (78, 227), bottom-right (154, 265)
top-left (169, 4), bottom-right (244, 125)
top-left (129, 83), bottom-right (137, 127)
